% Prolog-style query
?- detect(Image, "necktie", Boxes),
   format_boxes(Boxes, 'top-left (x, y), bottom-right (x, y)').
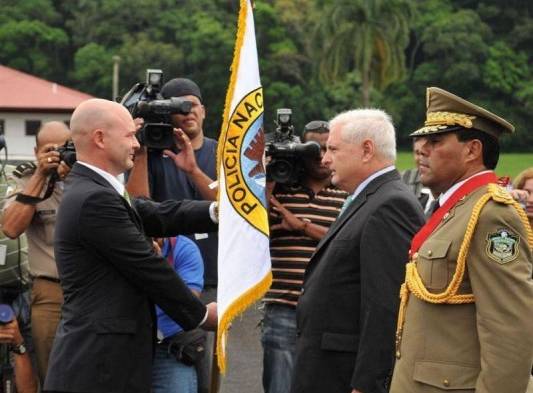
top-left (339, 195), bottom-right (354, 216)
top-left (425, 199), bottom-right (440, 217)
top-left (123, 189), bottom-right (131, 205)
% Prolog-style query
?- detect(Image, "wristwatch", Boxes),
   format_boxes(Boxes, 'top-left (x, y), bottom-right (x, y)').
top-left (11, 342), bottom-right (27, 355)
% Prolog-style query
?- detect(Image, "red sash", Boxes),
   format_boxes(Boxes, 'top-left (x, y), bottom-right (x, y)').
top-left (409, 172), bottom-right (498, 256)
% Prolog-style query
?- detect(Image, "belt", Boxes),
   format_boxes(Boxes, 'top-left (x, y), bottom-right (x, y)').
top-left (33, 276), bottom-right (60, 284)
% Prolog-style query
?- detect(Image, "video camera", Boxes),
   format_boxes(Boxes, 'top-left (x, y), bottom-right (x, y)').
top-left (121, 69), bottom-right (192, 150)
top-left (266, 108), bottom-right (320, 185)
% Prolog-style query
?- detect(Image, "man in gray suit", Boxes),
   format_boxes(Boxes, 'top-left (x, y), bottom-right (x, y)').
top-left (290, 109), bottom-right (425, 393)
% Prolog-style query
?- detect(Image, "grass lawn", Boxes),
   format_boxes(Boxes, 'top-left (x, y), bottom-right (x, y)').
top-left (396, 151), bottom-right (533, 179)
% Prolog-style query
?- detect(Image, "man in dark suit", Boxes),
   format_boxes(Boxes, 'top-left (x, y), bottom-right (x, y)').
top-left (290, 109), bottom-right (425, 393)
top-left (44, 99), bottom-right (218, 393)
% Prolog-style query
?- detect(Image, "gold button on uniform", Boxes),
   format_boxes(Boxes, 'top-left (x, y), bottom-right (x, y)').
top-left (427, 250), bottom-right (432, 257)
top-left (443, 379), bottom-right (450, 387)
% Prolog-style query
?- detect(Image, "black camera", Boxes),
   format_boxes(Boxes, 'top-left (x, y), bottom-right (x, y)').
top-left (121, 69), bottom-right (192, 150)
top-left (266, 108), bottom-right (320, 185)
top-left (55, 140), bottom-right (77, 168)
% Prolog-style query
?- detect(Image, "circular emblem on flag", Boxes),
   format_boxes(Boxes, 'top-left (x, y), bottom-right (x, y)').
top-left (222, 87), bottom-right (268, 235)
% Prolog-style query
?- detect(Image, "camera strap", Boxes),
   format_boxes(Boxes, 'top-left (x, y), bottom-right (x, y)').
top-left (14, 175), bottom-right (57, 205)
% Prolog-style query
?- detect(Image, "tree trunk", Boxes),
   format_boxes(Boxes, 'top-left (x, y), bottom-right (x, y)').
top-left (362, 69), bottom-right (370, 107)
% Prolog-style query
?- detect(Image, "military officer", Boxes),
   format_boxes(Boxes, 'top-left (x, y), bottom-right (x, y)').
top-left (390, 87), bottom-right (533, 393)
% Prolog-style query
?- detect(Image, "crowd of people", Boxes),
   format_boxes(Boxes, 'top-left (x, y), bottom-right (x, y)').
top-left (0, 79), bottom-right (531, 393)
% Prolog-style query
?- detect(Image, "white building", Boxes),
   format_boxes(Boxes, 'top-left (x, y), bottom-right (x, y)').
top-left (0, 65), bottom-right (93, 160)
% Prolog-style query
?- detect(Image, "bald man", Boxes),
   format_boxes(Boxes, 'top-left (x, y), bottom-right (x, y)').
top-left (44, 99), bottom-right (218, 393)
top-left (3, 121), bottom-right (71, 383)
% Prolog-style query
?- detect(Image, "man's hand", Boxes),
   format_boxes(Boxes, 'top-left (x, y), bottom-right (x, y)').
top-left (134, 117), bottom-right (144, 131)
top-left (201, 302), bottom-right (218, 331)
top-left (57, 161), bottom-right (72, 180)
top-left (0, 319), bottom-right (23, 346)
top-left (270, 196), bottom-right (306, 232)
top-left (163, 128), bottom-right (199, 175)
top-left (35, 143), bottom-right (61, 177)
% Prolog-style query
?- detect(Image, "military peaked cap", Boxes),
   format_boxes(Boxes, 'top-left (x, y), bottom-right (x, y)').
top-left (410, 87), bottom-right (514, 138)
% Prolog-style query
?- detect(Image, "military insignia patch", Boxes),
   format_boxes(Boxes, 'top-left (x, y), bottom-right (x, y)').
top-left (486, 229), bottom-right (520, 264)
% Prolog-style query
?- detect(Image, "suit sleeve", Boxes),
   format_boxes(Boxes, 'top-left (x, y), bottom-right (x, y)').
top-left (133, 197), bottom-right (217, 237)
top-left (352, 196), bottom-right (424, 392)
top-left (79, 190), bottom-right (207, 330)
top-left (468, 201), bottom-right (533, 392)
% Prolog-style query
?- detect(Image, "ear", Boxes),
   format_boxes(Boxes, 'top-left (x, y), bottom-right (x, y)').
top-left (93, 129), bottom-right (106, 150)
top-left (361, 139), bottom-right (375, 162)
top-left (464, 139), bottom-right (483, 164)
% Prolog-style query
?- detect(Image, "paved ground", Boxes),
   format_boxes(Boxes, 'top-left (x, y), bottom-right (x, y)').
top-left (220, 302), bottom-right (264, 393)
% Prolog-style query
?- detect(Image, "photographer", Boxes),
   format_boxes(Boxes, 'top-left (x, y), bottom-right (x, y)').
top-left (127, 77), bottom-right (219, 393)
top-left (261, 120), bottom-right (348, 393)
top-left (2, 121), bottom-right (71, 384)
top-left (0, 313), bottom-right (37, 393)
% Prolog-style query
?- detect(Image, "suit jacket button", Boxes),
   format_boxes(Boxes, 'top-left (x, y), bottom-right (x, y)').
top-left (443, 379), bottom-right (450, 387)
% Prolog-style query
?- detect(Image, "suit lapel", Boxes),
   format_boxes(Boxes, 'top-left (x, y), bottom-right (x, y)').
top-left (306, 170), bottom-right (401, 275)
top-left (71, 163), bottom-right (143, 230)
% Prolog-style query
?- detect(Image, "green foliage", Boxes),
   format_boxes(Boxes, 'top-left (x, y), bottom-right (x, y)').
top-left (0, 20), bottom-right (68, 80)
top-left (73, 43), bottom-right (113, 98)
top-left (0, 0), bottom-right (532, 151)
top-left (483, 42), bottom-right (528, 95)
top-left (314, 0), bottom-right (413, 105)
top-left (396, 151), bottom-right (533, 179)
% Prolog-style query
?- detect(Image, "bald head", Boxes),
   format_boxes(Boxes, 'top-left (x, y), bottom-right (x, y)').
top-left (36, 121), bottom-right (70, 149)
top-left (70, 98), bottom-right (139, 175)
top-left (70, 99), bottom-right (132, 149)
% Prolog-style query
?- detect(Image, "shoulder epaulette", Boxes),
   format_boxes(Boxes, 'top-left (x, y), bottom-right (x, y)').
top-left (12, 162), bottom-right (37, 179)
top-left (487, 183), bottom-right (514, 205)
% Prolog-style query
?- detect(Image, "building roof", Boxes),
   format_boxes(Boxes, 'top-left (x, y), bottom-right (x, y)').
top-left (0, 65), bottom-right (93, 112)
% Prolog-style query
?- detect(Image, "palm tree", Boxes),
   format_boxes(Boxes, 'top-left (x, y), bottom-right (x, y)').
top-left (315, 0), bottom-right (413, 106)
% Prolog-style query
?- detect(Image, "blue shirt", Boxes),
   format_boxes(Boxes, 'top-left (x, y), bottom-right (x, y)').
top-left (156, 236), bottom-right (204, 339)
top-left (148, 137), bottom-right (218, 286)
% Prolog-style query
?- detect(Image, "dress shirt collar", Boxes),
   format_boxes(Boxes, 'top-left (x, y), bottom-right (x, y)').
top-left (77, 161), bottom-right (125, 196)
top-left (438, 170), bottom-right (493, 206)
top-left (349, 165), bottom-right (396, 201)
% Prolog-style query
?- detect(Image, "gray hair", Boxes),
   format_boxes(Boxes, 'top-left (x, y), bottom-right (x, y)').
top-left (329, 109), bottom-right (397, 161)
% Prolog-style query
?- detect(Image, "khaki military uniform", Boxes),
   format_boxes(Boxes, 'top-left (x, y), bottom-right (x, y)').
top-left (390, 184), bottom-right (533, 392)
top-left (3, 164), bottom-right (64, 382)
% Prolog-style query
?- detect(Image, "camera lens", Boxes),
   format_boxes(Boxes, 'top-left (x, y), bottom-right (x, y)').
top-left (270, 159), bottom-right (293, 184)
top-left (151, 130), bottom-right (163, 142)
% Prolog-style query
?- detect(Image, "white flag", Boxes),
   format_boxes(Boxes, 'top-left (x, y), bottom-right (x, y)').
top-left (216, 0), bottom-right (271, 374)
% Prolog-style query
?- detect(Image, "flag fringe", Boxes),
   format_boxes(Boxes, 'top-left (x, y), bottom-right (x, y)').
top-left (216, 0), bottom-right (248, 186)
top-left (216, 270), bottom-right (272, 374)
